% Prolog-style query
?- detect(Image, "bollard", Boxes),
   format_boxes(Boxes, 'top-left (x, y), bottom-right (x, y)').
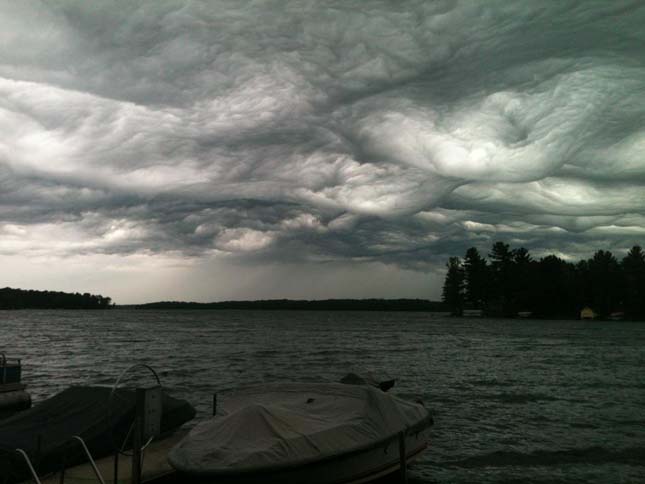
top-left (213, 394), bottom-right (217, 416)
top-left (398, 431), bottom-right (408, 484)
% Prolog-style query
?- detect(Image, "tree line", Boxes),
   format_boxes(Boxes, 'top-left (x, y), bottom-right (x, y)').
top-left (133, 298), bottom-right (446, 312)
top-left (442, 243), bottom-right (645, 320)
top-left (0, 287), bottom-right (113, 309)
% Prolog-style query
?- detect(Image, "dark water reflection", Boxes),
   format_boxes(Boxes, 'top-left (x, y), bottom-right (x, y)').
top-left (2, 310), bottom-right (644, 483)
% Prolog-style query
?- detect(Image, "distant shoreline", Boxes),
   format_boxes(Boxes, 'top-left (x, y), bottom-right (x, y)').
top-left (0, 287), bottom-right (112, 310)
top-left (123, 298), bottom-right (447, 312)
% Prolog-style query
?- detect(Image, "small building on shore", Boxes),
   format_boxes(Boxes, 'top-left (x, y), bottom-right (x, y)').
top-left (580, 307), bottom-right (597, 320)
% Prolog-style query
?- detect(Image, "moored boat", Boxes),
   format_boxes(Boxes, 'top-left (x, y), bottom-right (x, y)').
top-left (462, 309), bottom-right (484, 317)
top-left (0, 385), bottom-right (195, 483)
top-left (580, 306), bottom-right (597, 320)
top-left (168, 382), bottom-right (433, 484)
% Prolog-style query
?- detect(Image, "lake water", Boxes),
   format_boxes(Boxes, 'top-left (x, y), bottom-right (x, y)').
top-left (2, 310), bottom-right (644, 483)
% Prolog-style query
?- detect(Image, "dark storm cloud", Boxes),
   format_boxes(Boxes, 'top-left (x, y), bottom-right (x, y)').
top-left (1, 0), bottom-right (645, 279)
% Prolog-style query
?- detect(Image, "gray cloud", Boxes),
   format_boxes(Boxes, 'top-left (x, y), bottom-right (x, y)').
top-left (1, 0), bottom-right (644, 301)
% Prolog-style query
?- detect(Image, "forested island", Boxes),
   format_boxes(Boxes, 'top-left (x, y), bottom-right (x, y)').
top-left (442, 243), bottom-right (645, 320)
top-left (0, 287), bottom-right (113, 309)
top-left (131, 299), bottom-right (446, 312)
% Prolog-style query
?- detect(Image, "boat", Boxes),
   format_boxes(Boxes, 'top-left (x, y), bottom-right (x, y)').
top-left (168, 382), bottom-right (433, 484)
top-left (0, 354), bottom-right (31, 419)
top-left (462, 309), bottom-right (484, 317)
top-left (0, 385), bottom-right (195, 483)
top-left (580, 306), bottom-right (597, 320)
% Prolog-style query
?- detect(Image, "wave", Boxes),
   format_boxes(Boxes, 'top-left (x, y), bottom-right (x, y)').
top-left (478, 392), bottom-right (567, 404)
top-left (440, 445), bottom-right (645, 468)
top-left (469, 380), bottom-right (516, 387)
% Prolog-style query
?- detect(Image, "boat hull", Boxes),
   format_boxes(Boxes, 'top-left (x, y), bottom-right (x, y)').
top-left (175, 427), bottom-right (431, 484)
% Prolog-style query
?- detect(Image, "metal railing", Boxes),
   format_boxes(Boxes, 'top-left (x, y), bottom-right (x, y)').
top-left (14, 449), bottom-right (41, 484)
top-left (10, 435), bottom-right (108, 484)
top-left (71, 436), bottom-right (106, 484)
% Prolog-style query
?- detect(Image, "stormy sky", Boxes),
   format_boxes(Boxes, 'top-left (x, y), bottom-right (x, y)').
top-left (1, 1), bottom-right (645, 303)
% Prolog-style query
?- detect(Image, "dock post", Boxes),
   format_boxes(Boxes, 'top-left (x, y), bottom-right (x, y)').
top-left (213, 394), bottom-right (217, 416)
top-left (398, 431), bottom-right (408, 484)
top-left (131, 389), bottom-right (145, 484)
top-left (58, 446), bottom-right (66, 484)
top-left (36, 434), bottom-right (41, 467)
top-left (113, 450), bottom-right (119, 484)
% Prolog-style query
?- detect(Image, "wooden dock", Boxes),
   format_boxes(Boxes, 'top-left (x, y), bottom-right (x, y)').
top-left (31, 431), bottom-right (185, 484)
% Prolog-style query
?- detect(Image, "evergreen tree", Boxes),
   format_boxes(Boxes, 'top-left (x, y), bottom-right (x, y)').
top-left (534, 255), bottom-right (576, 318)
top-left (489, 241), bottom-right (514, 316)
top-left (442, 257), bottom-right (464, 315)
top-left (573, 259), bottom-right (591, 312)
top-left (511, 247), bottom-right (534, 312)
top-left (588, 250), bottom-right (621, 317)
top-left (463, 247), bottom-right (488, 310)
top-left (622, 245), bottom-right (645, 320)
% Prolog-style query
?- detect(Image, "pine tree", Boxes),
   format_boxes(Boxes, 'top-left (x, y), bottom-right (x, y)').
top-left (512, 247), bottom-right (534, 313)
top-left (442, 257), bottom-right (464, 315)
top-left (489, 241), bottom-right (514, 316)
top-left (622, 246), bottom-right (645, 320)
top-left (463, 247), bottom-right (488, 310)
top-left (588, 250), bottom-right (621, 317)
top-left (535, 255), bottom-right (576, 318)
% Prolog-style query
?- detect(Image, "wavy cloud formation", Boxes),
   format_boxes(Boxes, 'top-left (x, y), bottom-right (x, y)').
top-left (1, 1), bottom-right (644, 301)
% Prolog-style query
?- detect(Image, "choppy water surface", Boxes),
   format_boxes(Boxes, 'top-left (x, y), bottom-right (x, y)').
top-left (2, 310), bottom-right (644, 483)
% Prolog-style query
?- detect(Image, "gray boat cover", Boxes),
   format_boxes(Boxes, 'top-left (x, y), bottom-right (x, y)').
top-left (168, 383), bottom-right (431, 476)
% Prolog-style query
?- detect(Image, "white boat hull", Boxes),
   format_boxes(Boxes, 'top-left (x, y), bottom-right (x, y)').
top-left (177, 428), bottom-right (431, 484)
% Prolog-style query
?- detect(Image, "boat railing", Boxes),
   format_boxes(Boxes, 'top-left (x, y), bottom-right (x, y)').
top-left (0, 353), bottom-right (22, 385)
top-left (0, 353), bottom-right (22, 366)
top-left (70, 436), bottom-right (107, 484)
top-left (14, 448), bottom-right (42, 484)
top-left (11, 436), bottom-right (107, 484)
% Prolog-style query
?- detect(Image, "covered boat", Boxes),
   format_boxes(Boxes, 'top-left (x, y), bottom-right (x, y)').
top-left (0, 385), bottom-right (195, 483)
top-left (168, 382), bottom-right (433, 484)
